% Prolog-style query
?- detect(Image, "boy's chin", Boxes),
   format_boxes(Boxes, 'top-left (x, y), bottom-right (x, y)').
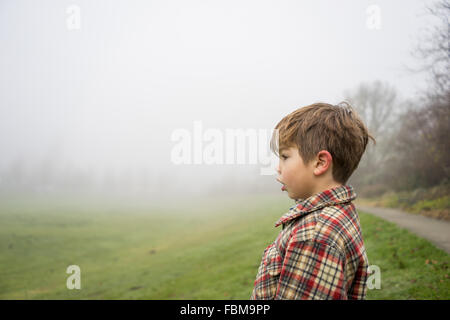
top-left (285, 189), bottom-right (306, 200)
top-left (288, 191), bottom-right (308, 201)
top-left (286, 192), bottom-right (297, 200)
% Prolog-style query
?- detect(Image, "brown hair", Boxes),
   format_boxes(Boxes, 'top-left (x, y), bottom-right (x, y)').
top-left (270, 101), bottom-right (375, 184)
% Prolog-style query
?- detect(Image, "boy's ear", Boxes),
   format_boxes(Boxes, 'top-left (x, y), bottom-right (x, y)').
top-left (313, 150), bottom-right (332, 176)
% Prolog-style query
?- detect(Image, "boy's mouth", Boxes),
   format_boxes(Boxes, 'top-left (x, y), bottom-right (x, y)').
top-left (277, 178), bottom-right (287, 191)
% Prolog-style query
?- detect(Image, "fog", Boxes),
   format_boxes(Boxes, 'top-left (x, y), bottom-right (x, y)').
top-left (0, 0), bottom-right (433, 202)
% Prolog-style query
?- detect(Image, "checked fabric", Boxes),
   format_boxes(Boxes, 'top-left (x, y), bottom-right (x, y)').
top-left (251, 185), bottom-right (369, 300)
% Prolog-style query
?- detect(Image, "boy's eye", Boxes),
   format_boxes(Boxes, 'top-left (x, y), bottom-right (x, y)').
top-left (281, 155), bottom-right (288, 160)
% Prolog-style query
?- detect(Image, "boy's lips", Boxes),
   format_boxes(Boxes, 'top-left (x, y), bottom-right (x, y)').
top-left (277, 178), bottom-right (287, 191)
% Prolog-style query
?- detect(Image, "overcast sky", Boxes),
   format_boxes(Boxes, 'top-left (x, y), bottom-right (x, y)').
top-left (0, 0), bottom-right (437, 198)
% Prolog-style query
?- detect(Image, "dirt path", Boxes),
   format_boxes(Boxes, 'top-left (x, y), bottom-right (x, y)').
top-left (357, 205), bottom-right (450, 254)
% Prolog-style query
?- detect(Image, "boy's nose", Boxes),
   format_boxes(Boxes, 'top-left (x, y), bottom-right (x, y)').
top-left (276, 164), bottom-right (281, 175)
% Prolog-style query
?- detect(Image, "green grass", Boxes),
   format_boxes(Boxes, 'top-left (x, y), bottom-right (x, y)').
top-left (411, 196), bottom-right (450, 212)
top-left (372, 193), bottom-right (450, 212)
top-left (359, 184), bottom-right (450, 220)
top-left (0, 194), bottom-right (448, 299)
top-left (359, 211), bottom-right (449, 299)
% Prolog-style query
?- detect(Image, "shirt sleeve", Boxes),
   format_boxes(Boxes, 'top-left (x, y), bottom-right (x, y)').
top-left (250, 243), bottom-right (283, 300)
top-left (274, 238), bottom-right (348, 299)
top-left (347, 252), bottom-right (369, 299)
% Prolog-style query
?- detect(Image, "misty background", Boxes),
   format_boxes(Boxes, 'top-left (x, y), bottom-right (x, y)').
top-left (0, 0), bottom-right (445, 204)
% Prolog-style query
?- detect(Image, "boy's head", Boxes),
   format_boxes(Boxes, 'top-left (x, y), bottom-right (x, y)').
top-left (271, 102), bottom-right (375, 200)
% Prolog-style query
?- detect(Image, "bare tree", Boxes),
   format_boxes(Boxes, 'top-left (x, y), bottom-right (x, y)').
top-left (384, 0), bottom-right (450, 190)
top-left (390, 90), bottom-right (450, 189)
top-left (347, 1), bottom-right (450, 195)
top-left (412, 0), bottom-right (450, 101)
top-left (343, 80), bottom-right (405, 174)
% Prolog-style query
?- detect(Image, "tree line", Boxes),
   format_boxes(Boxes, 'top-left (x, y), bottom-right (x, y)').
top-left (348, 0), bottom-right (449, 196)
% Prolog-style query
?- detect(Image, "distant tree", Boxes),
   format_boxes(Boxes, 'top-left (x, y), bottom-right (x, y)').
top-left (389, 0), bottom-right (450, 189)
top-left (344, 81), bottom-right (399, 139)
top-left (349, 1), bottom-right (450, 193)
top-left (412, 0), bottom-right (450, 101)
top-left (390, 91), bottom-right (450, 190)
top-left (343, 81), bottom-right (405, 189)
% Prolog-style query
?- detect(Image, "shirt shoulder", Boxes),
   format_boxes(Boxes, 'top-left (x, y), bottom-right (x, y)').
top-left (278, 202), bottom-right (363, 254)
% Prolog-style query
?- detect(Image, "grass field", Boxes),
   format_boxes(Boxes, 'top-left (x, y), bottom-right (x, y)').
top-left (0, 194), bottom-right (449, 299)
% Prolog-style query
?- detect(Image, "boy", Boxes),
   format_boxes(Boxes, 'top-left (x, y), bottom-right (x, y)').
top-left (250, 102), bottom-right (375, 300)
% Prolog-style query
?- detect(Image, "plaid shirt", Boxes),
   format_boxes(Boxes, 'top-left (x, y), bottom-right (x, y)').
top-left (250, 185), bottom-right (369, 300)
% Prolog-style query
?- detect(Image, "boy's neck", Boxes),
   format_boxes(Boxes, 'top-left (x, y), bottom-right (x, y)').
top-left (310, 181), bottom-right (343, 197)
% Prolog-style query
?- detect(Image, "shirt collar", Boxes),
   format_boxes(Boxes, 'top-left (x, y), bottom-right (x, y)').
top-left (274, 185), bottom-right (356, 227)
